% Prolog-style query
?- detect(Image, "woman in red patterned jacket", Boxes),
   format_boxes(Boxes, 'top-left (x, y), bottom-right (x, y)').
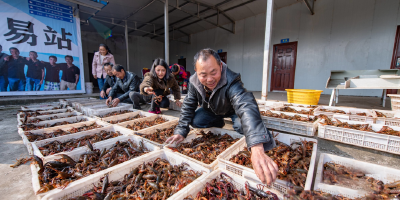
top-left (170, 64), bottom-right (188, 94)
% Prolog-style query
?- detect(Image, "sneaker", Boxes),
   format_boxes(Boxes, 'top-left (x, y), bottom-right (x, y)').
top-left (155, 107), bottom-right (161, 114)
top-left (148, 110), bottom-right (158, 114)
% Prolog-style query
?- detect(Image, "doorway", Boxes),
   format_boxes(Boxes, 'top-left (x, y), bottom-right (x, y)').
top-left (178, 58), bottom-right (186, 71)
top-left (271, 42), bottom-right (298, 91)
top-left (218, 52), bottom-right (227, 64)
top-left (389, 26), bottom-right (400, 94)
top-left (87, 53), bottom-right (99, 89)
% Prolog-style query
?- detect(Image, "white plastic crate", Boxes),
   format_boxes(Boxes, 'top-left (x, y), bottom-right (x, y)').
top-left (260, 109), bottom-right (319, 136)
top-left (85, 103), bottom-right (132, 116)
top-left (314, 106), bottom-right (376, 123)
top-left (19, 120), bottom-right (110, 155)
top-left (39, 150), bottom-right (210, 200)
top-left (388, 94), bottom-right (400, 111)
top-left (283, 103), bottom-right (319, 108)
top-left (17, 111), bottom-right (83, 125)
top-left (31, 135), bottom-right (161, 199)
top-left (174, 168), bottom-right (283, 200)
top-left (318, 118), bottom-right (400, 155)
top-left (31, 125), bottom-right (134, 162)
top-left (60, 97), bottom-right (97, 106)
top-left (17, 107), bottom-right (75, 123)
top-left (92, 108), bottom-right (136, 118)
top-left (18, 116), bottom-right (94, 133)
top-left (133, 120), bottom-right (180, 149)
top-left (264, 101), bottom-right (285, 110)
top-left (164, 127), bottom-right (244, 170)
top-left (276, 106), bottom-right (315, 115)
top-left (21, 103), bottom-right (61, 111)
top-left (373, 109), bottom-right (400, 126)
top-left (218, 131), bottom-right (317, 196)
top-left (314, 153), bottom-right (400, 198)
top-left (74, 101), bottom-right (106, 112)
top-left (168, 99), bottom-right (183, 111)
top-left (98, 110), bottom-right (154, 124)
top-left (116, 114), bottom-right (178, 130)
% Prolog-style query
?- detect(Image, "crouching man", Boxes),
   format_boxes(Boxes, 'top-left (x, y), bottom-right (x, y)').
top-left (106, 64), bottom-right (147, 109)
top-left (166, 48), bottom-right (278, 185)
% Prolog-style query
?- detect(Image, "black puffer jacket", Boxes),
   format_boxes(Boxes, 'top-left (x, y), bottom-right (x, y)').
top-left (174, 64), bottom-right (275, 151)
top-left (109, 71), bottom-right (141, 102)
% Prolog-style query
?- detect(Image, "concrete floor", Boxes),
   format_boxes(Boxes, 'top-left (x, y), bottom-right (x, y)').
top-left (0, 92), bottom-right (399, 199)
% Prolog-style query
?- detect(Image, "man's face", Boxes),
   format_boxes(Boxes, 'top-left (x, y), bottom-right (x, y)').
top-left (10, 49), bottom-right (19, 58)
top-left (104, 65), bottom-right (113, 76)
top-left (49, 57), bottom-right (57, 65)
top-left (113, 69), bottom-right (125, 79)
top-left (65, 57), bottom-right (73, 64)
top-left (29, 52), bottom-right (38, 60)
top-left (195, 56), bottom-right (222, 91)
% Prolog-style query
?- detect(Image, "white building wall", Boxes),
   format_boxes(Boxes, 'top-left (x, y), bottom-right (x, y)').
top-left (170, 0), bottom-right (400, 96)
top-left (81, 31), bottom-right (164, 81)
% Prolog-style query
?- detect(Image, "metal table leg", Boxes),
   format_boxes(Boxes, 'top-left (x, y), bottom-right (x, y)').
top-left (382, 89), bottom-right (387, 107)
top-left (336, 89), bottom-right (339, 104)
top-left (329, 89), bottom-right (336, 106)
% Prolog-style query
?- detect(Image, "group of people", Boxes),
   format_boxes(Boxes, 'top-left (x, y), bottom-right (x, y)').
top-left (92, 44), bottom-right (188, 114)
top-left (97, 47), bottom-right (279, 185)
top-left (0, 45), bottom-right (80, 92)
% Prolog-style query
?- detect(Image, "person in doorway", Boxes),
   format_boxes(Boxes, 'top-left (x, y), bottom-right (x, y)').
top-left (170, 63), bottom-right (188, 94)
top-left (166, 48), bottom-right (278, 185)
top-left (43, 56), bottom-right (61, 91)
top-left (59, 55), bottom-right (80, 90)
top-left (92, 44), bottom-right (115, 99)
top-left (140, 58), bottom-right (182, 114)
top-left (6, 47), bottom-right (28, 91)
top-left (106, 64), bottom-right (146, 109)
top-left (100, 63), bottom-right (118, 99)
top-left (0, 45), bottom-right (9, 91)
top-left (26, 51), bottom-right (44, 91)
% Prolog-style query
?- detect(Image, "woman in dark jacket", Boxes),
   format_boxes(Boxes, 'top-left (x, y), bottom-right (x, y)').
top-left (140, 58), bottom-right (182, 114)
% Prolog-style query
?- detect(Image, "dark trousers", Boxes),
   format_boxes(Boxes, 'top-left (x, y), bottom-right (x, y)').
top-left (150, 89), bottom-right (170, 111)
top-left (191, 107), bottom-right (243, 134)
top-left (115, 92), bottom-right (146, 109)
top-left (0, 76), bottom-right (8, 91)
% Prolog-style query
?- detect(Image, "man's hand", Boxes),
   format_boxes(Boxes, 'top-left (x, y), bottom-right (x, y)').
top-left (39, 80), bottom-right (43, 85)
top-left (250, 143), bottom-right (278, 185)
top-left (106, 87), bottom-right (112, 95)
top-left (165, 134), bottom-right (184, 144)
top-left (183, 86), bottom-right (187, 90)
top-left (93, 74), bottom-right (97, 79)
top-left (4, 56), bottom-right (9, 61)
top-left (112, 98), bottom-right (120, 107)
top-left (106, 97), bottom-right (112, 106)
top-left (100, 91), bottom-right (106, 98)
top-left (26, 57), bottom-right (30, 61)
top-left (144, 87), bottom-right (155, 95)
top-left (175, 100), bottom-right (182, 107)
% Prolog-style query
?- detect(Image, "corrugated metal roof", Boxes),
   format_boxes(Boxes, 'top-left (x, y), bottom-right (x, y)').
top-left (66, 0), bottom-right (305, 41)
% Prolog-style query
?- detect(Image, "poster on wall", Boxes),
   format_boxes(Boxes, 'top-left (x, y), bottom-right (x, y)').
top-left (0, 0), bottom-right (85, 95)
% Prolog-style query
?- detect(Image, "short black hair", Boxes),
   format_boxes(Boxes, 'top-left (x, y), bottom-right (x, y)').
top-left (112, 64), bottom-right (125, 72)
top-left (151, 58), bottom-right (170, 80)
top-left (65, 55), bottom-right (73, 60)
top-left (9, 47), bottom-right (19, 53)
top-left (49, 56), bottom-right (57, 61)
top-left (29, 51), bottom-right (38, 56)
top-left (170, 64), bottom-right (180, 73)
top-left (193, 48), bottom-right (222, 69)
top-left (103, 62), bottom-right (113, 68)
top-left (99, 44), bottom-right (112, 54)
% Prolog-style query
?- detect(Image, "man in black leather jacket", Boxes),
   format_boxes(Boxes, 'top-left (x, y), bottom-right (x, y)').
top-left (166, 48), bottom-right (278, 185)
top-left (106, 65), bottom-right (146, 108)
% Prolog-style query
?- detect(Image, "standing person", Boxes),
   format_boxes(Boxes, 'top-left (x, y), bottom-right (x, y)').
top-left (92, 44), bottom-right (115, 98)
top-left (0, 45), bottom-right (9, 91)
top-left (106, 65), bottom-right (146, 109)
top-left (140, 58), bottom-right (182, 114)
top-left (6, 47), bottom-right (28, 91)
top-left (166, 49), bottom-right (278, 185)
top-left (170, 63), bottom-right (188, 94)
top-left (100, 63), bottom-right (118, 99)
top-left (59, 55), bottom-right (80, 90)
top-left (26, 51), bottom-right (44, 91)
top-left (43, 56), bottom-right (61, 91)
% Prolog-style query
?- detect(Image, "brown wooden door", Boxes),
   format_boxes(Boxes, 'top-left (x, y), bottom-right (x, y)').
top-left (389, 26), bottom-right (400, 94)
top-left (271, 42), bottom-right (298, 91)
top-left (218, 52), bottom-right (227, 64)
